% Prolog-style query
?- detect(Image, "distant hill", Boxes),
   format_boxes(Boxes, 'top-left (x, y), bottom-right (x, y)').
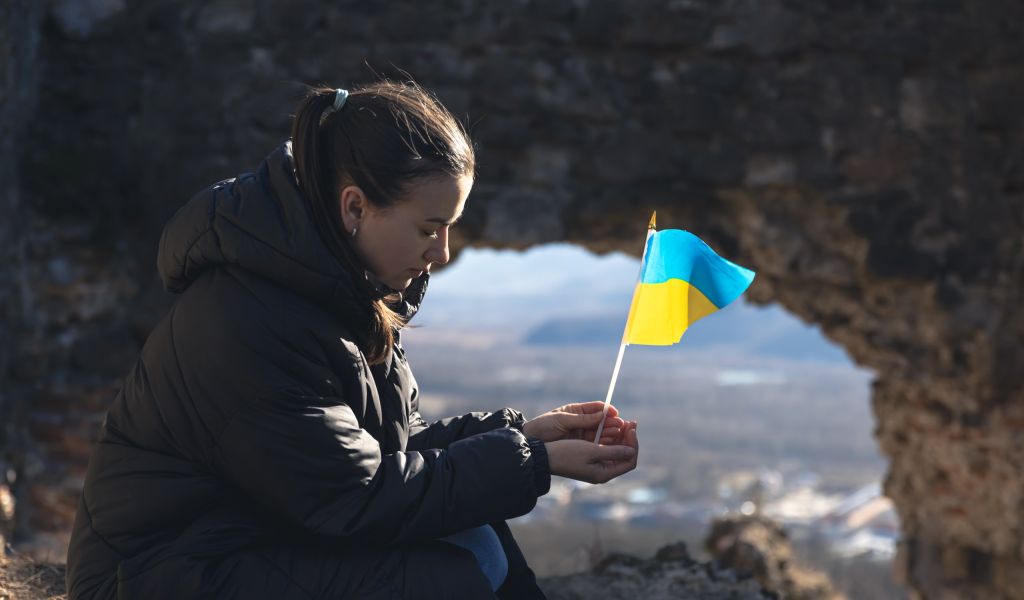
top-left (419, 244), bottom-right (851, 365)
top-left (522, 305), bottom-right (850, 364)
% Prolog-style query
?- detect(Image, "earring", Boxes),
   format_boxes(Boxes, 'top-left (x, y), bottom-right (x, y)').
top-left (351, 226), bottom-right (358, 237)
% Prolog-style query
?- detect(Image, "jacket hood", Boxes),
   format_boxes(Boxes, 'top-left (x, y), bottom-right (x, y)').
top-left (157, 141), bottom-right (427, 334)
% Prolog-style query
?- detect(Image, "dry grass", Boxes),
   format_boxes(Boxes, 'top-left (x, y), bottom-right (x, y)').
top-left (0, 546), bottom-right (66, 600)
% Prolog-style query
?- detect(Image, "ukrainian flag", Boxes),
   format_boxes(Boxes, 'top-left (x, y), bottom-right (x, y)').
top-left (623, 229), bottom-right (755, 345)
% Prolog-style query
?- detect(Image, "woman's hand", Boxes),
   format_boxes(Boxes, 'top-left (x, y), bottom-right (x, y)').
top-left (545, 422), bottom-right (639, 484)
top-left (521, 401), bottom-right (630, 444)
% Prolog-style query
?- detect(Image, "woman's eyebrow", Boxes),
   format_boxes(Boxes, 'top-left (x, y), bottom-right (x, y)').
top-left (425, 214), bottom-right (462, 225)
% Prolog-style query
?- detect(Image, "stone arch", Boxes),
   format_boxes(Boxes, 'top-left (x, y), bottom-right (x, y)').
top-left (3, 1), bottom-right (1022, 596)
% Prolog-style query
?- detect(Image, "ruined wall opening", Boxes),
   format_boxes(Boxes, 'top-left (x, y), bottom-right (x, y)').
top-left (403, 243), bottom-right (900, 596)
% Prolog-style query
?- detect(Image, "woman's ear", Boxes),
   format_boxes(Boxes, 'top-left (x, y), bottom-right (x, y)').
top-left (339, 185), bottom-right (368, 232)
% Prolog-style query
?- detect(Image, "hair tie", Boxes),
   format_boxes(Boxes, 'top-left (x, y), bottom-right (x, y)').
top-left (332, 88), bottom-right (349, 111)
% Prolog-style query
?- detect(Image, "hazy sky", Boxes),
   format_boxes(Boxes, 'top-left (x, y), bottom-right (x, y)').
top-left (415, 243), bottom-right (854, 365)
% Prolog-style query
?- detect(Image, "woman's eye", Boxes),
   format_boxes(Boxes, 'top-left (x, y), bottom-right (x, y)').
top-left (423, 229), bottom-right (439, 239)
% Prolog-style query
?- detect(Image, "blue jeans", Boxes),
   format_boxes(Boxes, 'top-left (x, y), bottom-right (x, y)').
top-left (438, 524), bottom-right (508, 591)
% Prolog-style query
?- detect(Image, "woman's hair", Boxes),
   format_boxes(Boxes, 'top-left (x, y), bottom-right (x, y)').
top-left (291, 79), bottom-right (475, 365)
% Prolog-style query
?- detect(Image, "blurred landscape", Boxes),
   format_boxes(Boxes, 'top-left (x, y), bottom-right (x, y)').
top-left (404, 243), bottom-right (904, 599)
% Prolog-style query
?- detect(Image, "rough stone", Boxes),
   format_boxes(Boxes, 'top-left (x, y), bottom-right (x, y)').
top-left (541, 540), bottom-right (770, 600)
top-left (706, 515), bottom-right (845, 600)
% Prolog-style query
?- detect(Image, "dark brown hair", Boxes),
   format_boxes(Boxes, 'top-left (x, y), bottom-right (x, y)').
top-left (291, 79), bottom-right (475, 365)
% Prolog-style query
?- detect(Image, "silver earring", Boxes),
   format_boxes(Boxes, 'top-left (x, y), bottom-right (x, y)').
top-left (351, 226), bottom-right (358, 237)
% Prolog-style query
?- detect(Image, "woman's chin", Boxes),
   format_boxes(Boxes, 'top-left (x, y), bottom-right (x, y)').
top-left (385, 276), bottom-right (413, 291)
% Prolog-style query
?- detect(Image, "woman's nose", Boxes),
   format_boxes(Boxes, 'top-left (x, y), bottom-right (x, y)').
top-left (425, 227), bottom-right (450, 266)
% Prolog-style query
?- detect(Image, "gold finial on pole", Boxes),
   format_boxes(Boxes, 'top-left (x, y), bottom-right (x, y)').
top-left (648, 211), bottom-right (657, 230)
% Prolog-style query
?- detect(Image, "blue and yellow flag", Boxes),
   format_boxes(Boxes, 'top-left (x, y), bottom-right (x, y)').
top-left (622, 224), bottom-right (755, 346)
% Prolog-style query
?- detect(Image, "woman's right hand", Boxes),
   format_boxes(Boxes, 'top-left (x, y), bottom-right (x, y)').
top-left (544, 423), bottom-right (639, 484)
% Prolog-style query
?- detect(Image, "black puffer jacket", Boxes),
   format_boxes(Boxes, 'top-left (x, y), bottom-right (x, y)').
top-left (65, 142), bottom-right (551, 599)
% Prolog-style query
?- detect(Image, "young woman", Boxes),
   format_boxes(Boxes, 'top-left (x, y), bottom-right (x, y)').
top-left (65, 80), bottom-right (639, 599)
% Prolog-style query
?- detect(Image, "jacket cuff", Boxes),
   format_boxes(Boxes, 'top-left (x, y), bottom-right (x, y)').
top-left (508, 409), bottom-right (528, 433)
top-left (526, 437), bottom-right (551, 497)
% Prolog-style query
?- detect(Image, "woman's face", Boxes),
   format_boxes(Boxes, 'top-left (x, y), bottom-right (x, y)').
top-left (340, 174), bottom-right (472, 291)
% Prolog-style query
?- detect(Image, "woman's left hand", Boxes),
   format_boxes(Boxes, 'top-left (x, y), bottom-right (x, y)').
top-left (520, 401), bottom-right (630, 444)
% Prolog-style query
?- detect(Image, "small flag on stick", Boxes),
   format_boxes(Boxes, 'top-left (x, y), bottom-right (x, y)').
top-left (594, 212), bottom-right (756, 442)
top-left (623, 225), bottom-right (755, 345)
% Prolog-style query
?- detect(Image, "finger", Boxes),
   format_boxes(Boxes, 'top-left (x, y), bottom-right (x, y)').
top-left (591, 444), bottom-right (637, 463)
top-left (622, 423), bottom-right (637, 444)
top-left (574, 401), bottom-right (606, 413)
top-left (582, 416), bottom-right (624, 432)
top-left (599, 428), bottom-right (638, 469)
top-left (573, 401), bottom-right (619, 417)
top-left (598, 456), bottom-right (638, 481)
top-left (610, 421), bottom-right (632, 444)
top-left (567, 412), bottom-right (619, 429)
top-left (596, 426), bottom-right (625, 442)
top-left (585, 415), bottom-right (622, 434)
top-left (602, 428), bottom-right (638, 468)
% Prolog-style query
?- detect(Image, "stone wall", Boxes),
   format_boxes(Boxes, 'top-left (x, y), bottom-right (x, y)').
top-left (0, 0), bottom-right (44, 550)
top-left (4, 1), bottom-right (1023, 595)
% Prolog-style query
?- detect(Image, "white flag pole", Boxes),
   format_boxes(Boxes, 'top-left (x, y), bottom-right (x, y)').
top-left (593, 211), bottom-right (657, 443)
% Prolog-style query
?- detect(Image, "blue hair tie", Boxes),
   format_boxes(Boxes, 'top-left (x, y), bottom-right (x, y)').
top-left (332, 88), bottom-right (349, 111)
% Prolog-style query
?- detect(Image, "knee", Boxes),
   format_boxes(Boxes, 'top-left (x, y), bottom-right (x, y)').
top-left (439, 525), bottom-right (508, 591)
top-left (402, 541), bottom-right (496, 599)
top-left (480, 539), bottom-right (508, 591)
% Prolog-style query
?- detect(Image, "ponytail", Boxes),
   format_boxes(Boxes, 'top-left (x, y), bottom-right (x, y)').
top-left (291, 88), bottom-right (404, 364)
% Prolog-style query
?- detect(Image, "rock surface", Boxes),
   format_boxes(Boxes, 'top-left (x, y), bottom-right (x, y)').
top-left (0, 519), bottom-right (846, 599)
top-left (541, 542), bottom-right (769, 600)
top-left (1, 2), bottom-right (1023, 597)
top-left (706, 515), bottom-right (844, 600)
top-left (0, 549), bottom-right (65, 600)
top-left (0, 539), bottom-right (773, 600)
top-left (0, 0), bottom-right (44, 556)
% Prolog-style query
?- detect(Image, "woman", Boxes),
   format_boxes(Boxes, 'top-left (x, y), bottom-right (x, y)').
top-left (65, 80), bottom-right (639, 599)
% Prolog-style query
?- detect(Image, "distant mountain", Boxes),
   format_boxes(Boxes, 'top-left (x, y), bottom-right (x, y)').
top-left (522, 303), bottom-right (850, 364)
top-left (419, 244), bottom-right (851, 365)
top-left (417, 243), bottom-right (639, 328)
top-left (522, 316), bottom-right (624, 346)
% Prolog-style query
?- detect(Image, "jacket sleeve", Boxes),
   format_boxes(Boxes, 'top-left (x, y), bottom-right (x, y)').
top-left (406, 407), bottom-right (528, 452)
top-left (398, 334), bottom-right (528, 451)
top-left (212, 390), bottom-right (550, 546)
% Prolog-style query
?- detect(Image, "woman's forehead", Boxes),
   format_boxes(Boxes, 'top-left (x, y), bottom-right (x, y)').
top-left (404, 175), bottom-right (471, 220)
